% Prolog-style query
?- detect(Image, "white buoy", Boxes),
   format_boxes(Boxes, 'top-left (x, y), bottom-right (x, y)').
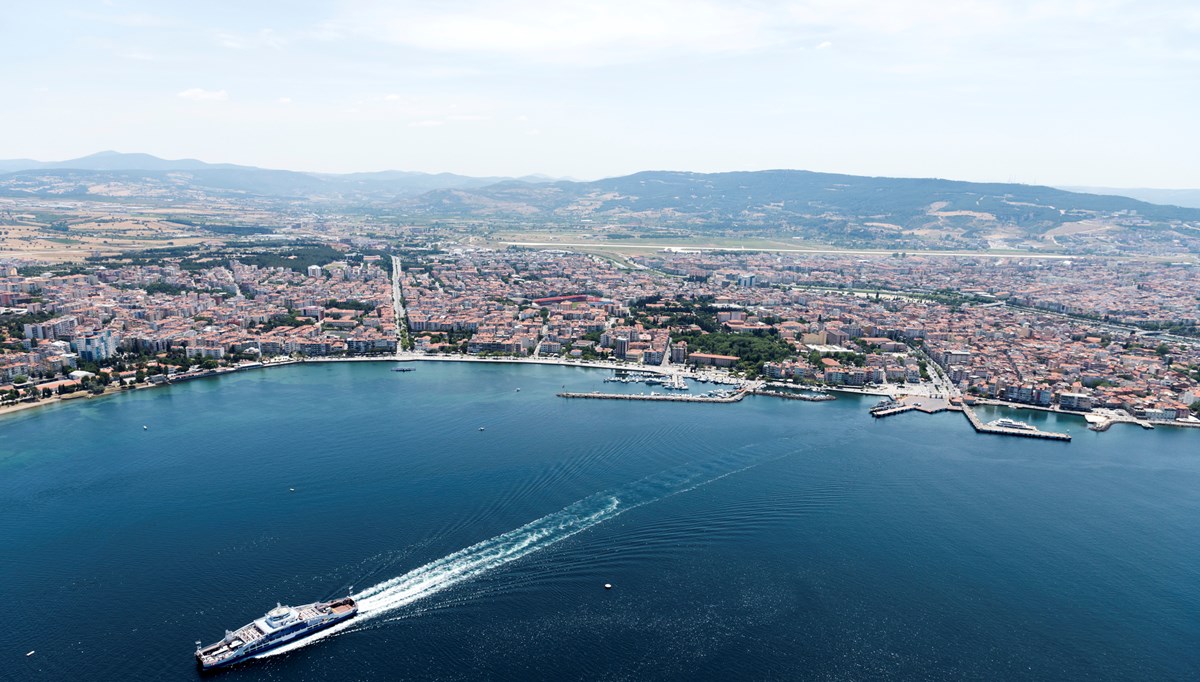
top-left (289, 488), bottom-right (295, 492)
top-left (143, 425), bottom-right (148, 430)
top-left (604, 583), bottom-right (612, 590)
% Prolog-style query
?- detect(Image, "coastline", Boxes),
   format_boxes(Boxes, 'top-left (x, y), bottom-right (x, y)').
top-left (0, 354), bottom-right (684, 424)
top-left (973, 397), bottom-right (1200, 430)
top-left (0, 359), bottom-right (298, 422)
top-left (4, 353), bottom-right (1197, 434)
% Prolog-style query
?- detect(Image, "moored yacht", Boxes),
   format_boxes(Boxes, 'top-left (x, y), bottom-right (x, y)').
top-left (986, 417), bottom-right (1035, 431)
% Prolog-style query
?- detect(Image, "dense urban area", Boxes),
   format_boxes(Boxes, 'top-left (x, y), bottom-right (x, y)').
top-left (3, 204), bottom-right (1199, 429)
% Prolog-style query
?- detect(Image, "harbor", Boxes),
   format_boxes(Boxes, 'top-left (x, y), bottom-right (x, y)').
top-left (558, 389), bottom-right (748, 403)
top-left (869, 395), bottom-right (951, 417)
top-left (750, 389), bottom-right (836, 402)
top-left (961, 405), bottom-right (1072, 441)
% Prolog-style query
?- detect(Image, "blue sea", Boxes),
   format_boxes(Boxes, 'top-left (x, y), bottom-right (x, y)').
top-left (2, 361), bottom-right (1198, 680)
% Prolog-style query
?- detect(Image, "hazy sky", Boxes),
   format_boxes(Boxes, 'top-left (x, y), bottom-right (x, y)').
top-left (2, 1), bottom-right (1198, 186)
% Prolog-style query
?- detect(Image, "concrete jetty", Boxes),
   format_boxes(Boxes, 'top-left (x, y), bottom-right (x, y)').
top-left (558, 390), bottom-right (746, 404)
top-left (961, 405), bottom-right (1071, 441)
top-left (871, 404), bottom-right (918, 418)
top-left (751, 389), bottom-right (836, 402)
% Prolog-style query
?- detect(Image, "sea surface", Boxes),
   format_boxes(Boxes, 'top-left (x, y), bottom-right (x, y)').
top-left (2, 361), bottom-right (1198, 681)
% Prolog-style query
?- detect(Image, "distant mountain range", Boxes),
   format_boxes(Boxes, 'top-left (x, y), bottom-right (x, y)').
top-left (410, 169), bottom-right (1200, 230)
top-left (2, 152), bottom-right (1198, 253)
top-left (0, 150), bottom-right (244, 172)
top-left (1059, 186), bottom-right (1200, 210)
top-left (0, 151), bottom-right (559, 200)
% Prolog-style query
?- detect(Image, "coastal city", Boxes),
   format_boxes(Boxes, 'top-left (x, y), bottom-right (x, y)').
top-left (3, 238), bottom-right (1198, 435)
top-left (8, 3), bottom-right (1200, 679)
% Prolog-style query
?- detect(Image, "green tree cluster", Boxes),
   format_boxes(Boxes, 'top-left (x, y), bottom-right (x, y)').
top-left (672, 330), bottom-right (795, 376)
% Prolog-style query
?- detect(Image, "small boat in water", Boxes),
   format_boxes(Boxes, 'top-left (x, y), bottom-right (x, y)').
top-left (392, 367), bottom-right (415, 372)
top-left (195, 597), bottom-right (357, 670)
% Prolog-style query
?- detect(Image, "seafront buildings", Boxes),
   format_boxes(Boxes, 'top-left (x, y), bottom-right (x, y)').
top-left (2, 246), bottom-right (1198, 421)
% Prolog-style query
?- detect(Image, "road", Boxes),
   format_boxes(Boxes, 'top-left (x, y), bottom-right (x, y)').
top-left (390, 256), bottom-right (410, 349)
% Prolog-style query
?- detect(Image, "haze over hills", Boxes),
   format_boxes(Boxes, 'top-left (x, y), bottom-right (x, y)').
top-left (0, 150), bottom-right (244, 172)
top-left (2, 152), bottom-right (1199, 254)
top-left (410, 170), bottom-right (1200, 253)
top-left (1060, 186), bottom-right (1200, 210)
top-left (0, 151), bottom-right (558, 200)
top-left (415, 169), bottom-right (1200, 224)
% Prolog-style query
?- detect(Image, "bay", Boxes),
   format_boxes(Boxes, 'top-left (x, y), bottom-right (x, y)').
top-left (1, 361), bottom-right (1198, 680)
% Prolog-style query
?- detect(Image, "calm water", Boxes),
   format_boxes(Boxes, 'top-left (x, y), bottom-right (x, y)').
top-left (2, 362), bottom-right (1198, 681)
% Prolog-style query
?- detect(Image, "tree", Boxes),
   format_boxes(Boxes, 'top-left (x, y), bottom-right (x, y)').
top-left (12, 374), bottom-right (27, 385)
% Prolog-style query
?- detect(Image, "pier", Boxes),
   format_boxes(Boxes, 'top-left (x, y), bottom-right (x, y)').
top-left (558, 390), bottom-right (747, 403)
top-left (871, 404), bottom-right (918, 418)
top-left (751, 389), bottom-right (836, 402)
top-left (961, 405), bottom-right (1071, 441)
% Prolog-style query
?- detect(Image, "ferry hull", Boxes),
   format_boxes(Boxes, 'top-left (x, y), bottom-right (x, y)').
top-left (196, 598), bottom-right (357, 671)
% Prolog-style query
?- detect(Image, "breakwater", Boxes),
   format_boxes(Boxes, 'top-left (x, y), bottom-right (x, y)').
top-left (871, 404), bottom-right (918, 418)
top-left (751, 389), bottom-right (836, 402)
top-left (962, 405), bottom-right (1071, 441)
top-left (557, 390), bottom-right (746, 403)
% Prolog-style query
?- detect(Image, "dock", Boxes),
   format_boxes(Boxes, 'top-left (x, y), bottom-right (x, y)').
top-left (870, 395), bottom-right (951, 417)
top-left (871, 404), bottom-right (918, 418)
top-left (751, 389), bottom-right (836, 402)
top-left (961, 405), bottom-right (1071, 441)
top-left (558, 390), bottom-right (747, 404)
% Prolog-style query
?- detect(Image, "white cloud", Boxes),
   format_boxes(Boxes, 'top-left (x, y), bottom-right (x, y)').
top-left (121, 50), bottom-right (156, 61)
top-left (333, 1), bottom-right (791, 64)
top-left (409, 120), bottom-right (445, 128)
top-left (177, 88), bottom-right (229, 102)
top-left (215, 28), bottom-right (287, 50)
top-left (384, 94), bottom-right (402, 101)
top-left (69, 10), bottom-right (176, 28)
top-left (815, 40), bottom-right (832, 49)
top-left (278, 97), bottom-right (293, 105)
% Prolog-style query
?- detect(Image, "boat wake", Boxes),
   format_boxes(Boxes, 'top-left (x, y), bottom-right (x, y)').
top-left (259, 449), bottom-right (773, 658)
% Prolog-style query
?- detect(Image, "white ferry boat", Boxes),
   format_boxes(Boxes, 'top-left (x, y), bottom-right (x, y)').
top-left (195, 597), bottom-right (357, 670)
top-left (986, 417), bottom-right (1036, 431)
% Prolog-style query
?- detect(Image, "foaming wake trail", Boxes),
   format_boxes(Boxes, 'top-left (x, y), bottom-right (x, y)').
top-left (260, 449), bottom-right (774, 658)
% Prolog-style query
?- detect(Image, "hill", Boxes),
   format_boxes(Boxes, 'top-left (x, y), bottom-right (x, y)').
top-left (0, 151), bottom-right (546, 200)
top-left (1060, 186), bottom-right (1200, 210)
top-left (406, 170), bottom-right (1200, 253)
top-left (2, 154), bottom-right (1197, 254)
